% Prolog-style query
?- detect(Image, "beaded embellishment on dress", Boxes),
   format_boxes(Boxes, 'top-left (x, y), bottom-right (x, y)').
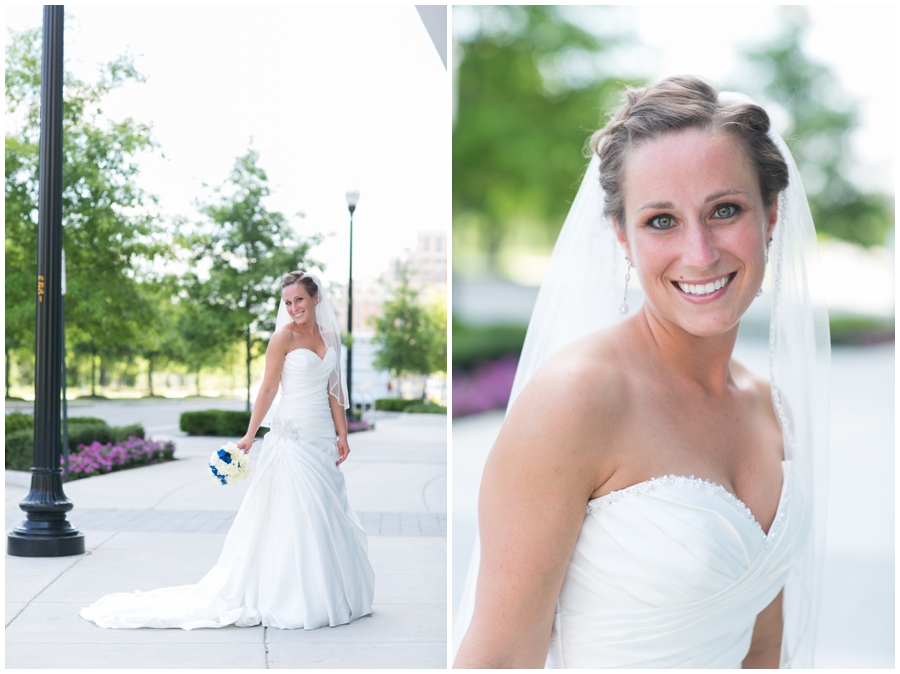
top-left (586, 461), bottom-right (792, 548)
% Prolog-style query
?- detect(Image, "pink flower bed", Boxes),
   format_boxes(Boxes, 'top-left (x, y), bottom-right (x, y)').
top-left (62, 437), bottom-right (176, 480)
top-left (452, 355), bottom-right (519, 418)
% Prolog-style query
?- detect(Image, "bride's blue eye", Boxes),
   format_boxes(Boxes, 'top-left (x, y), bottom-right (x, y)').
top-left (713, 204), bottom-right (739, 219)
top-left (649, 214), bottom-right (675, 230)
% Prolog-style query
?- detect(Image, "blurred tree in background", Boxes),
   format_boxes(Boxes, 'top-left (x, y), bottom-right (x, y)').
top-left (4, 29), bottom-right (319, 401)
top-left (5, 27), bottom-right (161, 397)
top-left (371, 276), bottom-right (447, 396)
top-left (453, 5), bottom-right (635, 272)
top-left (734, 6), bottom-right (893, 247)
top-left (177, 149), bottom-right (320, 411)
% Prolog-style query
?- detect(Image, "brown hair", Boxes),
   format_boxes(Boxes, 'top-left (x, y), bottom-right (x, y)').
top-left (281, 271), bottom-right (318, 299)
top-left (589, 75), bottom-right (789, 228)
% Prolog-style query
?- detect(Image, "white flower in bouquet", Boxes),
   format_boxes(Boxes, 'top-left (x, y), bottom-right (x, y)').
top-left (208, 441), bottom-right (252, 485)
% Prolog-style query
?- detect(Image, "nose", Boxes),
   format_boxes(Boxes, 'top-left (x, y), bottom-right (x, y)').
top-left (681, 220), bottom-right (719, 270)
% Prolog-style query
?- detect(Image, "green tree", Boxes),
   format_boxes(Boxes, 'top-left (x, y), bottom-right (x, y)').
top-left (425, 296), bottom-right (447, 375)
top-left (371, 277), bottom-right (444, 396)
top-left (181, 149), bottom-right (319, 410)
top-left (453, 5), bottom-right (633, 270)
top-left (5, 27), bottom-right (161, 397)
top-left (734, 7), bottom-right (893, 247)
top-left (172, 289), bottom-right (235, 397)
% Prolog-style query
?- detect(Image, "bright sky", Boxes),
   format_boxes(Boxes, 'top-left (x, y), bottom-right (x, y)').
top-left (5, 4), bottom-right (449, 284)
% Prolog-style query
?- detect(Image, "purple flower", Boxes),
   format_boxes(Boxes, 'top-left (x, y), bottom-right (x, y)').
top-left (61, 436), bottom-right (177, 481)
top-left (452, 355), bottom-right (519, 418)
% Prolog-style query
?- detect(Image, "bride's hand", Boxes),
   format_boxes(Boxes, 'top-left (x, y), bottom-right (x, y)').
top-left (336, 437), bottom-right (350, 466)
top-left (236, 435), bottom-right (254, 453)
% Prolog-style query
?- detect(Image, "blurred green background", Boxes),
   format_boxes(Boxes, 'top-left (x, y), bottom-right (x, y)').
top-left (452, 5), bottom-right (894, 400)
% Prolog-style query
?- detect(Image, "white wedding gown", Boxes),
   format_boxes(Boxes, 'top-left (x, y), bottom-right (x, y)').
top-left (80, 347), bottom-right (375, 630)
top-left (545, 459), bottom-right (808, 668)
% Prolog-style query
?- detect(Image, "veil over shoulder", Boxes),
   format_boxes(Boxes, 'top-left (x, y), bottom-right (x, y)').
top-left (453, 94), bottom-right (829, 668)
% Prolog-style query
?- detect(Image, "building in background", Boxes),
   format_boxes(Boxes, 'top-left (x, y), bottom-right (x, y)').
top-left (333, 229), bottom-right (448, 408)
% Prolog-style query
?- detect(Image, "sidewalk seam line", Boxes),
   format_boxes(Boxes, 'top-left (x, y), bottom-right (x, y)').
top-left (7, 545), bottom-right (96, 627)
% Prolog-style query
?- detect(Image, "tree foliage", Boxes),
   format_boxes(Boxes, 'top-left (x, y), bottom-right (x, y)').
top-left (5, 27), bottom-right (161, 395)
top-left (179, 149), bottom-right (319, 409)
top-left (371, 278), bottom-right (446, 385)
top-left (453, 6), bottom-right (633, 268)
top-left (735, 7), bottom-right (893, 247)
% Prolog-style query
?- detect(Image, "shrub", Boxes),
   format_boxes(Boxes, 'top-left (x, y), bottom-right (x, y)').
top-left (66, 423), bottom-right (116, 450)
top-left (180, 410), bottom-right (267, 437)
top-left (5, 411), bottom-right (34, 434)
top-left (375, 398), bottom-right (415, 412)
top-left (403, 401), bottom-right (447, 414)
top-left (5, 416), bottom-right (149, 471)
top-left (63, 437), bottom-right (176, 481)
top-left (112, 423), bottom-right (145, 442)
top-left (452, 320), bottom-right (528, 371)
top-left (5, 429), bottom-right (35, 471)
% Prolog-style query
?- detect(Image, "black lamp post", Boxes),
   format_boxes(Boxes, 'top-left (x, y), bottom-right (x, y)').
top-left (345, 187), bottom-right (360, 418)
top-left (8, 5), bottom-right (84, 557)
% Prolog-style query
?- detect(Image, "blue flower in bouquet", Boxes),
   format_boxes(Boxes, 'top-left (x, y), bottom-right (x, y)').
top-left (209, 441), bottom-right (251, 485)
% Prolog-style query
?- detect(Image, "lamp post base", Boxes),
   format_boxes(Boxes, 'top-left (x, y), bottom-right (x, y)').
top-left (7, 519), bottom-right (85, 557)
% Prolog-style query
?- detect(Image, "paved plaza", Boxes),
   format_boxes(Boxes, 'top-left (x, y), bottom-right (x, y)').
top-left (5, 401), bottom-right (447, 669)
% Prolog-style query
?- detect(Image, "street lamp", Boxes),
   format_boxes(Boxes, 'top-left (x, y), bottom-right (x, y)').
top-left (345, 187), bottom-right (359, 419)
top-left (8, 6), bottom-right (84, 557)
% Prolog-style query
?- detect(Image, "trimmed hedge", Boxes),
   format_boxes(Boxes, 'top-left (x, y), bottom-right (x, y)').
top-left (452, 319), bottom-right (528, 371)
top-left (179, 410), bottom-right (268, 437)
top-left (4, 416), bottom-right (147, 472)
top-left (374, 398), bottom-right (446, 414)
top-left (5, 429), bottom-right (36, 471)
top-left (375, 398), bottom-right (415, 412)
top-left (403, 401), bottom-right (447, 414)
top-left (5, 411), bottom-right (33, 434)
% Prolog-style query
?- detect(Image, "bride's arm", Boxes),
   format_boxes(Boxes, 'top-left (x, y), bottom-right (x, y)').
top-left (236, 330), bottom-right (289, 452)
top-left (454, 360), bottom-right (617, 668)
top-left (328, 393), bottom-right (350, 466)
top-left (741, 589), bottom-right (783, 668)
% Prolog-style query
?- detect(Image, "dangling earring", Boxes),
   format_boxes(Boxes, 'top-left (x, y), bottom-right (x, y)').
top-left (620, 258), bottom-right (631, 314)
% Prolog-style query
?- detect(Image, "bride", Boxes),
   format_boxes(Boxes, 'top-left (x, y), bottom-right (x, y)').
top-left (81, 271), bottom-right (375, 630)
top-left (454, 76), bottom-right (829, 668)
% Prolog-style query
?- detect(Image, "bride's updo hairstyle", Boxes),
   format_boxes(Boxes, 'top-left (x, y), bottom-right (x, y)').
top-left (281, 271), bottom-right (318, 301)
top-left (590, 75), bottom-right (789, 229)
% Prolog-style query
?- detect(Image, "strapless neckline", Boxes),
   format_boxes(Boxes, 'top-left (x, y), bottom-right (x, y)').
top-left (285, 346), bottom-right (331, 361)
top-left (587, 460), bottom-right (790, 540)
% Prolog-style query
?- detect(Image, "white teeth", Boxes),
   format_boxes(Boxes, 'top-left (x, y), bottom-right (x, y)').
top-left (677, 275), bottom-right (731, 296)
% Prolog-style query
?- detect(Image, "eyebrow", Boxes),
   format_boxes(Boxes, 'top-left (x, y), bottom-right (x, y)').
top-left (637, 189), bottom-right (752, 212)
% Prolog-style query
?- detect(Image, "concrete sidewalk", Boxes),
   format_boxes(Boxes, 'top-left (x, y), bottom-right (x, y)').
top-left (5, 403), bottom-right (447, 669)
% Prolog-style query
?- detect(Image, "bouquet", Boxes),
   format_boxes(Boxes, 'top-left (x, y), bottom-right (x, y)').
top-left (209, 441), bottom-right (251, 485)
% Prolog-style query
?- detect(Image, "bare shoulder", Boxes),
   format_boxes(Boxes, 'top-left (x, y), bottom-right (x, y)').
top-left (267, 324), bottom-right (294, 355)
top-left (495, 327), bottom-right (630, 475)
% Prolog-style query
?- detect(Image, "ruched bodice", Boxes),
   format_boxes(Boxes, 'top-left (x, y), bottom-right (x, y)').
top-left (547, 460), bottom-right (808, 668)
top-left (268, 347), bottom-right (338, 439)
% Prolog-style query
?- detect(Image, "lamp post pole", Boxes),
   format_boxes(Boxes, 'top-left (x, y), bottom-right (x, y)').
top-left (345, 188), bottom-right (360, 419)
top-left (8, 5), bottom-right (84, 557)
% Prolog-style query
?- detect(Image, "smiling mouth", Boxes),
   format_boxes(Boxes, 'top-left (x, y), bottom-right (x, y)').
top-left (673, 272), bottom-right (736, 297)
